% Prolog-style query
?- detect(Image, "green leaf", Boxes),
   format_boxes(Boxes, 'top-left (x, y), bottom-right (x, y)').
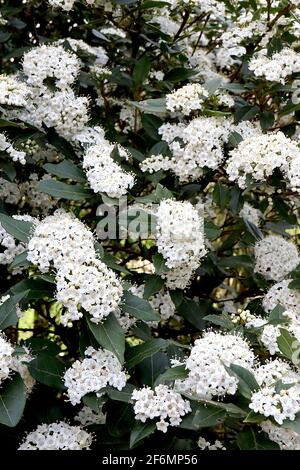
top-left (154, 365), bottom-right (188, 386)
top-left (0, 373), bottom-right (26, 427)
top-left (203, 313), bottom-right (235, 330)
top-left (277, 328), bottom-right (300, 362)
top-left (9, 250), bottom-right (30, 270)
top-left (122, 291), bottom-right (160, 322)
top-left (131, 98), bottom-right (166, 115)
top-left (10, 278), bottom-right (55, 300)
top-left (227, 131), bottom-right (243, 148)
top-left (289, 278), bottom-right (300, 290)
top-left (141, 114), bottom-right (163, 141)
top-left (213, 182), bottom-right (230, 211)
top-left (244, 411), bottom-right (266, 423)
top-left (192, 404), bottom-right (226, 429)
top-left (203, 77), bottom-right (223, 95)
top-left (105, 383), bottom-right (136, 403)
top-left (282, 413), bottom-right (300, 435)
top-left (226, 364), bottom-right (259, 400)
top-left (133, 55), bottom-right (151, 88)
top-left (177, 299), bottom-right (208, 329)
top-left (260, 111), bottom-right (274, 131)
top-left (268, 304), bottom-right (287, 326)
top-left (237, 429), bottom-right (280, 450)
top-left (38, 179), bottom-right (92, 200)
top-left (143, 275), bottom-right (164, 299)
top-left (243, 219), bottom-right (263, 241)
top-left (164, 67), bottom-right (196, 83)
top-left (86, 313), bottom-right (125, 365)
top-left (0, 214), bottom-right (33, 243)
top-left (43, 160), bottom-right (86, 182)
top-left (126, 338), bottom-right (168, 369)
top-left (43, 126), bottom-right (77, 159)
top-left (28, 354), bottom-right (66, 390)
top-left (204, 220), bottom-right (221, 240)
top-left (234, 105), bottom-right (259, 123)
top-left (115, 0), bottom-right (138, 4)
top-left (24, 338), bottom-right (60, 357)
top-left (130, 420), bottom-right (156, 448)
top-left (141, 1), bottom-right (170, 8)
top-left (0, 160), bottom-right (16, 181)
top-left (83, 394), bottom-right (106, 413)
top-left (0, 292), bottom-right (28, 330)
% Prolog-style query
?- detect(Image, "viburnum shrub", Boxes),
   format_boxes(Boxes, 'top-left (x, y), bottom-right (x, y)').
top-left (2, 0), bottom-right (300, 452)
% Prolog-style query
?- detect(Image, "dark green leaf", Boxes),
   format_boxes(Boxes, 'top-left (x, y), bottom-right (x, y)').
top-left (0, 292), bottom-right (28, 330)
top-left (122, 291), bottom-right (160, 322)
top-left (164, 67), bottom-right (196, 83)
top-left (86, 313), bottom-right (125, 364)
top-left (130, 420), bottom-right (156, 448)
top-left (177, 299), bottom-right (208, 329)
top-left (192, 405), bottom-right (226, 429)
top-left (0, 373), bottom-right (26, 427)
top-left (38, 179), bottom-right (92, 200)
top-left (154, 365), bottom-right (188, 386)
top-left (126, 339), bottom-right (168, 369)
top-left (143, 275), bottom-right (164, 299)
top-left (43, 160), bottom-right (86, 182)
top-left (106, 383), bottom-right (136, 403)
top-left (28, 354), bottom-right (66, 390)
top-left (237, 429), bottom-right (280, 450)
top-left (0, 214), bottom-right (33, 242)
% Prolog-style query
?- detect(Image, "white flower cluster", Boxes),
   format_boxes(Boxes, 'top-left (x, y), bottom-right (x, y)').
top-left (74, 406), bottom-right (106, 427)
top-left (10, 349), bottom-right (36, 396)
top-left (155, 199), bottom-right (206, 289)
top-left (250, 359), bottom-right (300, 424)
top-left (0, 214), bottom-right (35, 271)
top-left (166, 84), bottom-right (209, 116)
top-left (249, 48), bottom-right (300, 83)
top-left (254, 235), bottom-right (299, 281)
top-left (0, 222), bottom-right (25, 267)
top-left (27, 210), bottom-right (123, 325)
top-left (0, 334), bottom-right (35, 394)
top-left (83, 142), bottom-right (135, 198)
top-left (0, 178), bottom-right (21, 205)
top-left (22, 45), bottom-right (80, 90)
top-left (261, 420), bottom-right (300, 450)
top-left (5, 43), bottom-right (93, 141)
top-left (263, 280), bottom-right (300, 316)
top-left (220, 19), bottom-right (266, 60)
top-left (0, 75), bottom-right (29, 107)
top-left (141, 118), bottom-right (260, 183)
top-left (246, 299), bottom-right (300, 356)
top-left (20, 174), bottom-right (56, 216)
top-left (239, 203), bottom-right (262, 226)
top-left (198, 437), bottom-right (226, 450)
top-left (176, 331), bottom-right (255, 399)
top-left (246, 316), bottom-right (282, 355)
top-left (0, 133), bottom-right (26, 164)
top-left (64, 347), bottom-right (126, 405)
top-left (48, 0), bottom-right (76, 10)
top-left (18, 421), bottom-right (93, 450)
top-left (131, 384), bottom-right (191, 433)
top-left (226, 132), bottom-right (300, 191)
top-left (27, 210), bottom-right (95, 272)
top-left (0, 333), bottom-right (14, 385)
top-left (55, 38), bottom-right (108, 65)
top-left (56, 259), bottom-right (123, 324)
